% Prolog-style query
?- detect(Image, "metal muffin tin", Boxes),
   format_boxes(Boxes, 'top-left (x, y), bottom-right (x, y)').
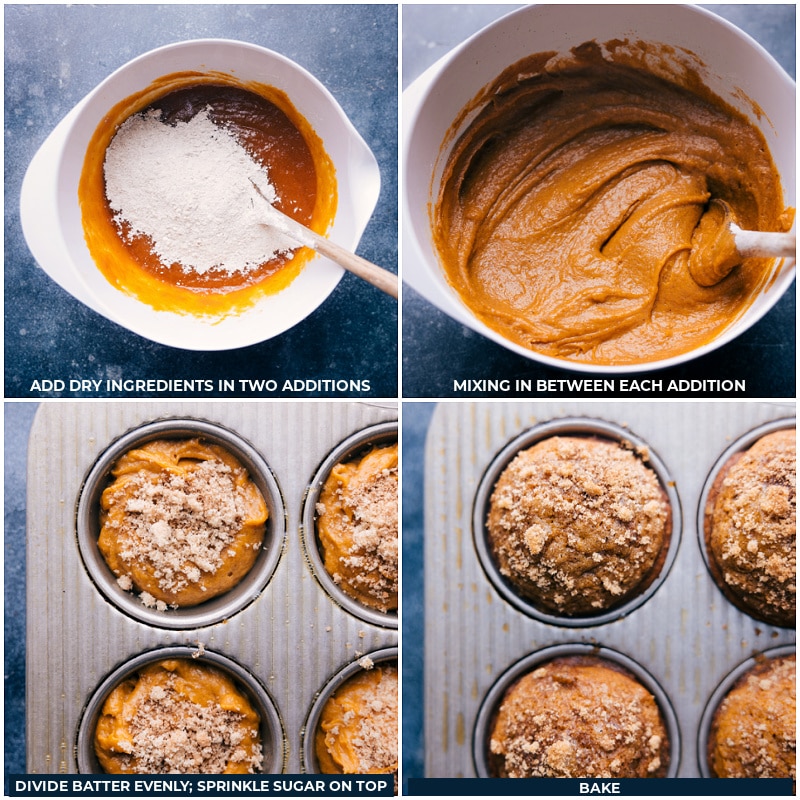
top-left (696, 643), bottom-right (795, 779)
top-left (473, 417), bottom-right (681, 628)
top-left (302, 646), bottom-right (398, 773)
top-left (26, 401), bottom-right (397, 774)
top-left (423, 401), bottom-right (796, 779)
top-left (302, 422), bottom-right (399, 629)
top-left (472, 642), bottom-right (681, 778)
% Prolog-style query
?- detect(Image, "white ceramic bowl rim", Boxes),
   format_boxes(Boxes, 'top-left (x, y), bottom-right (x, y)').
top-left (403, 4), bottom-right (796, 374)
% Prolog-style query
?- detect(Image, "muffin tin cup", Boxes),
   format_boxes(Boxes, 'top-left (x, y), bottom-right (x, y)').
top-left (472, 642), bottom-right (681, 779)
top-left (696, 644), bottom-right (795, 778)
top-left (76, 417), bottom-right (287, 630)
top-left (75, 645), bottom-right (286, 774)
top-left (301, 646), bottom-right (398, 774)
top-left (696, 417), bottom-right (796, 628)
top-left (301, 422), bottom-right (399, 629)
top-left (473, 417), bottom-right (682, 628)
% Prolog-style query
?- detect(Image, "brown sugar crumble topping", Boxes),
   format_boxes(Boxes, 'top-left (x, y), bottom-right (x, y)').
top-left (94, 659), bottom-right (263, 774)
top-left (98, 438), bottom-right (267, 608)
top-left (487, 436), bottom-right (670, 615)
top-left (489, 658), bottom-right (669, 778)
top-left (316, 443), bottom-right (398, 612)
top-left (709, 655), bottom-right (795, 780)
top-left (316, 663), bottom-right (398, 777)
top-left (706, 428), bottom-right (796, 626)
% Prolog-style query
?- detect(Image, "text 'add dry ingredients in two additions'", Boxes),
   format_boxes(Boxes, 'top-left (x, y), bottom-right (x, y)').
top-left (433, 41), bottom-right (793, 366)
top-left (98, 438), bottom-right (267, 609)
top-left (79, 75), bottom-right (336, 317)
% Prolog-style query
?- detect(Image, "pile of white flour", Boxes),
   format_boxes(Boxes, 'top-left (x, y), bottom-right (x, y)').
top-left (104, 108), bottom-right (296, 275)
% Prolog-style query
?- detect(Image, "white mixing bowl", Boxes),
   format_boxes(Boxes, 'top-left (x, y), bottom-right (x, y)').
top-left (21, 39), bottom-right (380, 351)
top-left (403, 4), bottom-right (795, 373)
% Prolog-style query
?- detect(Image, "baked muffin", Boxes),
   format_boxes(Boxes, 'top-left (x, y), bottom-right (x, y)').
top-left (708, 654), bottom-right (795, 780)
top-left (488, 656), bottom-right (669, 778)
top-left (316, 443), bottom-right (398, 613)
top-left (94, 658), bottom-right (263, 774)
top-left (98, 438), bottom-right (267, 609)
top-left (487, 435), bottom-right (671, 616)
top-left (704, 428), bottom-right (796, 626)
top-left (315, 661), bottom-right (398, 779)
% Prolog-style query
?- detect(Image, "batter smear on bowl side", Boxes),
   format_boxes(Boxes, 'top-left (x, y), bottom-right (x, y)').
top-left (433, 41), bottom-right (793, 366)
top-left (79, 76), bottom-right (337, 316)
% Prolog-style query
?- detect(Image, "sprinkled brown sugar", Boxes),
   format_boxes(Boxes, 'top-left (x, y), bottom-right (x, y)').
top-left (316, 443), bottom-right (398, 612)
top-left (487, 436), bottom-right (670, 615)
top-left (94, 659), bottom-right (263, 774)
top-left (705, 428), bottom-right (796, 626)
top-left (488, 658), bottom-right (669, 778)
top-left (98, 438), bottom-right (267, 607)
top-left (316, 664), bottom-right (398, 777)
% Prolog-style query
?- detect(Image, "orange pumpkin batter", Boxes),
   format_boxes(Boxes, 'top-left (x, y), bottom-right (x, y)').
top-left (315, 443), bottom-right (398, 613)
top-left (79, 71), bottom-right (337, 317)
top-left (94, 658), bottom-right (263, 774)
top-left (315, 663), bottom-right (398, 776)
top-left (433, 41), bottom-right (793, 366)
top-left (98, 438), bottom-right (267, 608)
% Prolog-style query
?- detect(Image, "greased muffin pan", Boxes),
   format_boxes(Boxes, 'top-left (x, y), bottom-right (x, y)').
top-left (26, 401), bottom-right (397, 773)
top-left (423, 401), bottom-right (795, 779)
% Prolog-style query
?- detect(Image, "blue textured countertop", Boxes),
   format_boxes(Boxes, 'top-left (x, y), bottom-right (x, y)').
top-left (5, 4), bottom-right (398, 399)
top-left (401, 4), bottom-right (796, 399)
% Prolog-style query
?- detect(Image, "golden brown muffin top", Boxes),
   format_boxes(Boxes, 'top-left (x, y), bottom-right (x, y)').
top-left (489, 657), bottom-right (669, 778)
top-left (487, 436), bottom-right (670, 615)
top-left (706, 428), bottom-right (796, 626)
top-left (709, 654), bottom-right (795, 780)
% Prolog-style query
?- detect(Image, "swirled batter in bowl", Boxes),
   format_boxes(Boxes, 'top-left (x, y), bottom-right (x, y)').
top-left (98, 438), bottom-right (267, 608)
top-left (433, 41), bottom-right (793, 366)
